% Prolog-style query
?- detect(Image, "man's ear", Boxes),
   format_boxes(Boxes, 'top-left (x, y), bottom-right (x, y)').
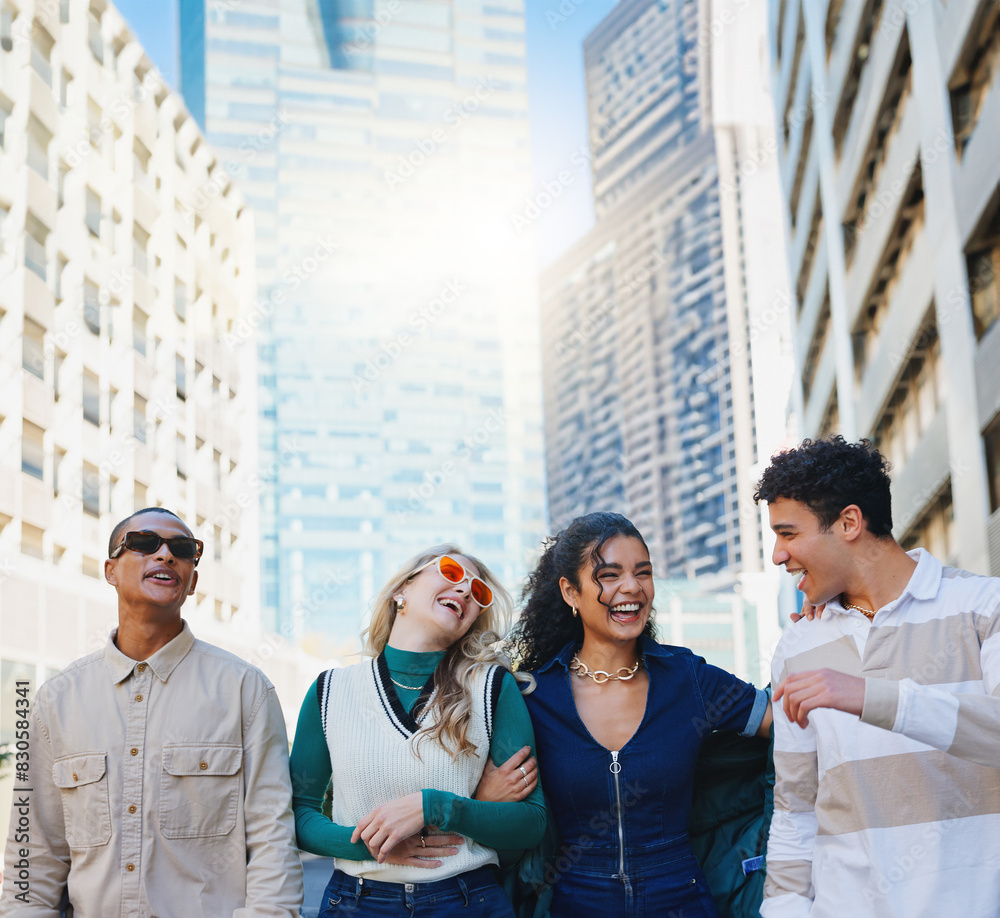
top-left (839, 504), bottom-right (865, 541)
top-left (105, 558), bottom-right (117, 586)
top-left (188, 570), bottom-right (198, 596)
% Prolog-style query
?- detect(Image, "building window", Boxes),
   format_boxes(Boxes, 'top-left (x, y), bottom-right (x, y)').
top-left (967, 194), bottom-right (1000, 340)
top-left (176, 435), bottom-right (187, 479)
top-left (214, 524), bottom-right (223, 562)
top-left (25, 213), bottom-right (48, 280)
top-left (30, 24), bottom-right (54, 87)
top-left (21, 422), bottom-right (44, 479)
top-left (22, 523), bottom-right (44, 559)
top-left (82, 462), bottom-right (100, 517)
top-left (133, 224), bottom-right (149, 276)
top-left (27, 115), bottom-right (52, 179)
top-left (0, 95), bottom-right (11, 150)
top-left (88, 10), bottom-right (103, 64)
top-left (801, 290), bottom-right (831, 402)
top-left (949, 3), bottom-right (1000, 157)
top-left (22, 318), bottom-right (45, 379)
top-left (133, 394), bottom-right (147, 443)
top-left (0, 3), bottom-right (13, 51)
top-left (83, 280), bottom-right (101, 335)
top-left (83, 371), bottom-right (100, 426)
top-left (85, 188), bottom-right (101, 237)
top-left (900, 487), bottom-right (954, 559)
top-left (176, 355), bottom-right (187, 400)
top-left (831, 0), bottom-right (885, 155)
top-left (59, 67), bottom-right (71, 107)
top-left (174, 281), bottom-right (187, 321)
top-left (134, 140), bottom-right (153, 191)
top-left (985, 416), bottom-right (1000, 514)
top-left (851, 169), bottom-right (925, 373)
top-left (133, 307), bottom-right (148, 356)
top-left (873, 321), bottom-right (941, 468)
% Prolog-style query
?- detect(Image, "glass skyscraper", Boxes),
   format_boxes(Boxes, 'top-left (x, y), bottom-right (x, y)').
top-left (178, 0), bottom-right (544, 646)
top-left (541, 0), bottom-right (794, 672)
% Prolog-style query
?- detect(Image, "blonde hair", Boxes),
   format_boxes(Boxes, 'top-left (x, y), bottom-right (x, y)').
top-left (362, 544), bottom-right (514, 759)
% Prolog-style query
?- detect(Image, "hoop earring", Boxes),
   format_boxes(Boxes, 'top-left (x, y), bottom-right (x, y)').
top-left (572, 606), bottom-right (578, 618)
top-left (395, 595), bottom-right (406, 613)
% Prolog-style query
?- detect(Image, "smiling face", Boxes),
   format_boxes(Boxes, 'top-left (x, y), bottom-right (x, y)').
top-left (768, 497), bottom-right (852, 605)
top-left (391, 553), bottom-right (487, 652)
top-left (560, 535), bottom-right (654, 647)
top-left (104, 511), bottom-right (199, 619)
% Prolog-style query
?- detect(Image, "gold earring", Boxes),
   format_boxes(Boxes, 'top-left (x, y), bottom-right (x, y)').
top-left (572, 606), bottom-right (578, 618)
top-left (395, 595), bottom-right (406, 613)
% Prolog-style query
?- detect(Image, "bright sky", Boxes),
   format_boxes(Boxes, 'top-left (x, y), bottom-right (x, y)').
top-left (113, 0), bottom-right (617, 267)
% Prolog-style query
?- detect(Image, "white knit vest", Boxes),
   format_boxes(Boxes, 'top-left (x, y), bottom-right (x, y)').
top-left (319, 656), bottom-right (503, 882)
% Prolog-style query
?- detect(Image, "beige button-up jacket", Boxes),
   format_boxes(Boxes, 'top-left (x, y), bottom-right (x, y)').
top-left (0, 623), bottom-right (302, 917)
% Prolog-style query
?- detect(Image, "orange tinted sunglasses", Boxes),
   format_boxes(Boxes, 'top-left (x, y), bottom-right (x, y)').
top-left (412, 555), bottom-right (494, 608)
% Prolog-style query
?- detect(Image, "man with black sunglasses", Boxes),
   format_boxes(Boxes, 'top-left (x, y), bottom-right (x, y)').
top-left (0, 507), bottom-right (302, 917)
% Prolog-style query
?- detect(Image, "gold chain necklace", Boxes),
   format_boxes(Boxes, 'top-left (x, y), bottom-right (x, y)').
top-left (390, 676), bottom-right (425, 691)
top-left (841, 595), bottom-right (877, 620)
top-left (570, 654), bottom-right (641, 684)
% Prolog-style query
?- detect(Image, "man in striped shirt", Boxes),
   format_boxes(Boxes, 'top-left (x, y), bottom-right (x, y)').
top-left (756, 436), bottom-right (1000, 918)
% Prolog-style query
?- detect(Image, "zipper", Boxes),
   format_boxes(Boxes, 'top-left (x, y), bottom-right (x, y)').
top-left (610, 750), bottom-right (625, 878)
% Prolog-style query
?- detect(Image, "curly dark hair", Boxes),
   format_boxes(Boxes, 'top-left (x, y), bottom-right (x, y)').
top-left (753, 436), bottom-right (893, 537)
top-left (506, 512), bottom-right (656, 672)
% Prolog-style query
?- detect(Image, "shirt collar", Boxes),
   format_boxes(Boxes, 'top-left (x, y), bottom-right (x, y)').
top-left (829, 547), bottom-right (941, 614)
top-left (104, 620), bottom-right (196, 684)
top-left (536, 632), bottom-right (675, 674)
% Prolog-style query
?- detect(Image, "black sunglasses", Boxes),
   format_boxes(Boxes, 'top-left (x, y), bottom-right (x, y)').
top-left (110, 530), bottom-right (204, 563)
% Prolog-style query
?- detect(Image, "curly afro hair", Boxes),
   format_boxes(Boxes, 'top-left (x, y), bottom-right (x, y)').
top-left (753, 436), bottom-right (894, 537)
top-left (505, 511), bottom-right (656, 672)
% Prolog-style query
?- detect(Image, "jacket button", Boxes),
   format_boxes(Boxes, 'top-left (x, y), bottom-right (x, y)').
top-left (137, 663), bottom-right (147, 672)
top-left (126, 863), bottom-right (135, 871)
top-left (199, 762), bottom-right (208, 770)
top-left (72, 773), bottom-right (78, 781)
top-left (128, 805), bottom-right (137, 814)
top-left (135, 694), bottom-right (143, 702)
top-left (130, 748), bottom-right (138, 756)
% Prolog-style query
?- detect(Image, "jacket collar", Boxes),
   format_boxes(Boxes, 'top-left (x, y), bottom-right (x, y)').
top-left (537, 632), bottom-right (674, 674)
top-left (104, 620), bottom-right (196, 684)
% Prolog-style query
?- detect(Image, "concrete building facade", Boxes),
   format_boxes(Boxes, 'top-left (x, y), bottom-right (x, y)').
top-left (0, 0), bottom-right (316, 839)
top-left (768, 0), bottom-right (1000, 571)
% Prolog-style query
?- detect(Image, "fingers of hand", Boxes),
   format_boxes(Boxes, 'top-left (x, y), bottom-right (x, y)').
top-left (422, 834), bottom-right (463, 847)
top-left (508, 745), bottom-right (532, 768)
top-left (391, 856), bottom-right (443, 868)
top-left (351, 813), bottom-right (374, 845)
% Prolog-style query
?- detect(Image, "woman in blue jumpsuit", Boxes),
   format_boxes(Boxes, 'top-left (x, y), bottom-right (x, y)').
top-left (506, 512), bottom-right (772, 918)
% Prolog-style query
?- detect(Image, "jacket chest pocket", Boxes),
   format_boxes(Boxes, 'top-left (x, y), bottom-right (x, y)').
top-left (159, 743), bottom-right (242, 839)
top-left (53, 752), bottom-right (112, 848)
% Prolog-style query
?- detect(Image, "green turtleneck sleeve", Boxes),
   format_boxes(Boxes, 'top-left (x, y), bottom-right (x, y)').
top-left (290, 647), bottom-right (546, 859)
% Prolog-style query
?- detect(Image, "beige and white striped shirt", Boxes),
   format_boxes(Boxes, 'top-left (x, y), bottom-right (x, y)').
top-left (762, 549), bottom-right (1000, 918)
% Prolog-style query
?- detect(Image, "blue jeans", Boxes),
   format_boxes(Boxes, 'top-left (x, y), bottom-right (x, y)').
top-left (550, 837), bottom-right (720, 918)
top-left (317, 866), bottom-right (515, 918)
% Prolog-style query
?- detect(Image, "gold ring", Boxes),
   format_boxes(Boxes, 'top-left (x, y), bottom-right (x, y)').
top-left (420, 836), bottom-right (426, 848)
